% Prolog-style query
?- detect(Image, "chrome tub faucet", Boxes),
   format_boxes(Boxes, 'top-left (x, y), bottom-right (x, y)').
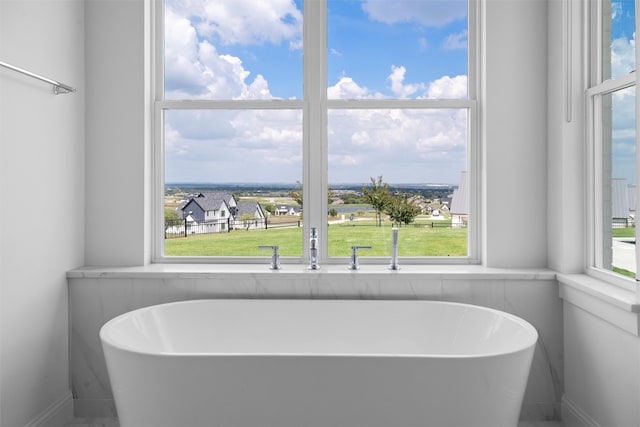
top-left (259, 245), bottom-right (280, 270)
top-left (349, 245), bottom-right (372, 270)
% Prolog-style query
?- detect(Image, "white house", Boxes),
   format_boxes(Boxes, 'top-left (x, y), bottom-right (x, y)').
top-left (275, 204), bottom-right (301, 216)
top-left (178, 192), bottom-right (266, 232)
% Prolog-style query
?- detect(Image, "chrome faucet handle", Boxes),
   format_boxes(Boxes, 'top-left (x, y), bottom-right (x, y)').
top-left (349, 245), bottom-right (372, 270)
top-left (258, 245), bottom-right (280, 270)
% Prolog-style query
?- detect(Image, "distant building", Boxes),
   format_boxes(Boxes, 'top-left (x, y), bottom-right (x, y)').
top-left (177, 192), bottom-right (265, 232)
top-left (611, 178), bottom-right (636, 228)
top-left (450, 171), bottom-right (468, 228)
top-left (274, 204), bottom-right (301, 216)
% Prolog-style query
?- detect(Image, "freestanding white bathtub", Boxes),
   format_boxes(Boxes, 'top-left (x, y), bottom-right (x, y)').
top-left (100, 299), bottom-right (538, 427)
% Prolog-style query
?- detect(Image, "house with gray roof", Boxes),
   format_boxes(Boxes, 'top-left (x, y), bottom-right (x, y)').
top-left (274, 204), bottom-right (301, 216)
top-left (177, 192), bottom-right (265, 232)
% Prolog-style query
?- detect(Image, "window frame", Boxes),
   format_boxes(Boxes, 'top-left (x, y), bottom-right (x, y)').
top-left (151, 0), bottom-right (480, 265)
top-left (585, 0), bottom-right (638, 290)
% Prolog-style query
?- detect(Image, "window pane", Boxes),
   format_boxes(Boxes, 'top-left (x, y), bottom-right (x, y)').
top-left (164, 109), bottom-right (303, 256)
top-left (164, 0), bottom-right (303, 100)
top-left (601, 86), bottom-right (636, 278)
top-left (602, 0), bottom-right (636, 80)
top-left (327, 109), bottom-right (468, 257)
top-left (327, 0), bottom-right (468, 99)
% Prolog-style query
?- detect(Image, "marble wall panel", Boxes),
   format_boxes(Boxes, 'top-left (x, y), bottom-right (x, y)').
top-left (68, 275), bottom-right (561, 421)
top-left (442, 279), bottom-right (506, 309)
top-left (506, 280), bottom-right (564, 420)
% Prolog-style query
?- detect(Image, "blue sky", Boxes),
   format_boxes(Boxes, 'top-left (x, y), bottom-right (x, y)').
top-left (164, 0), bottom-right (467, 101)
top-left (327, 0), bottom-right (467, 98)
top-left (163, 0), bottom-right (637, 188)
top-left (610, 0), bottom-right (636, 186)
top-left (164, 0), bottom-right (470, 185)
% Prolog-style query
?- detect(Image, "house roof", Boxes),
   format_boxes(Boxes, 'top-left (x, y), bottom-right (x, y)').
top-left (612, 178), bottom-right (632, 219)
top-left (628, 184), bottom-right (636, 212)
top-left (276, 204), bottom-right (301, 213)
top-left (449, 171), bottom-right (468, 215)
top-left (235, 200), bottom-right (265, 218)
top-left (178, 192), bottom-right (236, 213)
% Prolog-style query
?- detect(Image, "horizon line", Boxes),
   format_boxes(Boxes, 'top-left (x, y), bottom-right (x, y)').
top-left (166, 181), bottom-right (459, 187)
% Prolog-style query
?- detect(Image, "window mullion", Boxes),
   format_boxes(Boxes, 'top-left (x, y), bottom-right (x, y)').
top-left (303, 0), bottom-right (328, 262)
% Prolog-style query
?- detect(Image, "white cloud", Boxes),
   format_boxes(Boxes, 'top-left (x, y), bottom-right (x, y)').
top-left (168, 0), bottom-right (302, 48)
top-left (611, 85), bottom-right (636, 148)
top-left (327, 76), bottom-right (384, 99)
top-left (613, 128), bottom-right (636, 141)
top-left (329, 69), bottom-right (467, 101)
top-left (328, 154), bottom-right (359, 167)
top-left (164, 8), bottom-right (278, 100)
top-left (164, 9), bottom-right (209, 96)
top-left (163, 2), bottom-right (470, 183)
top-left (351, 130), bottom-right (372, 146)
top-left (165, 109), bottom-right (303, 182)
top-left (361, 0), bottom-right (466, 27)
top-left (167, 95), bottom-right (469, 183)
top-left (387, 65), bottom-right (425, 98)
top-left (612, 2), bottom-right (623, 20)
top-left (328, 108), bottom-right (468, 183)
top-left (610, 32), bottom-right (636, 79)
top-left (424, 75), bottom-right (467, 99)
top-left (443, 29), bottom-right (467, 50)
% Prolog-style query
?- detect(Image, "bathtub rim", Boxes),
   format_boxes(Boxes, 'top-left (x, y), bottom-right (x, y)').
top-left (99, 299), bottom-right (539, 359)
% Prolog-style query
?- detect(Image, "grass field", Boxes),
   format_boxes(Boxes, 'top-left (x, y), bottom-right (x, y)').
top-left (165, 222), bottom-right (467, 257)
top-left (612, 227), bottom-right (635, 238)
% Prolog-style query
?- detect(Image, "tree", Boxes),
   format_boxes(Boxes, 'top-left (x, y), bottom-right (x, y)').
top-left (239, 213), bottom-right (257, 230)
top-left (362, 175), bottom-right (392, 227)
top-left (165, 207), bottom-right (182, 225)
top-left (290, 181), bottom-right (335, 209)
top-left (289, 181), bottom-right (303, 207)
top-left (263, 203), bottom-right (275, 215)
top-left (385, 192), bottom-right (421, 226)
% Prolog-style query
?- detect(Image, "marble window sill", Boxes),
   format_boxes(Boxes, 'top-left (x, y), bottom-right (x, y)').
top-left (67, 264), bottom-right (556, 280)
top-left (558, 273), bottom-right (640, 336)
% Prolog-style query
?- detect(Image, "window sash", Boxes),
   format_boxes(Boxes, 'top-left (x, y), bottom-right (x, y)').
top-left (585, 0), bottom-right (638, 289)
top-left (152, 0), bottom-right (479, 264)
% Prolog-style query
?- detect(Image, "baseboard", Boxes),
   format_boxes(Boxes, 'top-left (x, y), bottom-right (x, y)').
top-left (73, 398), bottom-right (117, 418)
top-left (562, 394), bottom-right (602, 427)
top-left (25, 391), bottom-right (74, 427)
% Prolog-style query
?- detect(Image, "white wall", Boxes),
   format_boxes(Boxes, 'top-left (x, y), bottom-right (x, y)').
top-left (546, 0), bottom-right (585, 274)
top-left (0, 1), bottom-right (85, 426)
top-left (563, 301), bottom-right (640, 426)
top-left (85, 0), bottom-right (150, 267)
top-left (81, 0), bottom-right (550, 269)
top-left (548, 1), bottom-right (640, 425)
top-left (482, 0), bottom-right (548, 268)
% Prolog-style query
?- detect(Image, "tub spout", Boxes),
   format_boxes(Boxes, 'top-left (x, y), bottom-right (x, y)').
top-left (349, 245), bottom-right (372, 270)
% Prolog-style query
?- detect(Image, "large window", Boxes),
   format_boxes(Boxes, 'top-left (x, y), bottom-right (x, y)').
top-left (587, 0), bottom-right (637, 284)
top-left (155, 0), bottom-right (477, 263)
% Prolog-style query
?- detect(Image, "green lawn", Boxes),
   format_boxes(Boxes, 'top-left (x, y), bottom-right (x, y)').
top-left (165, 222), bottom-right (467, 257)
top-left (612, 227), bottom-right (635, 238)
